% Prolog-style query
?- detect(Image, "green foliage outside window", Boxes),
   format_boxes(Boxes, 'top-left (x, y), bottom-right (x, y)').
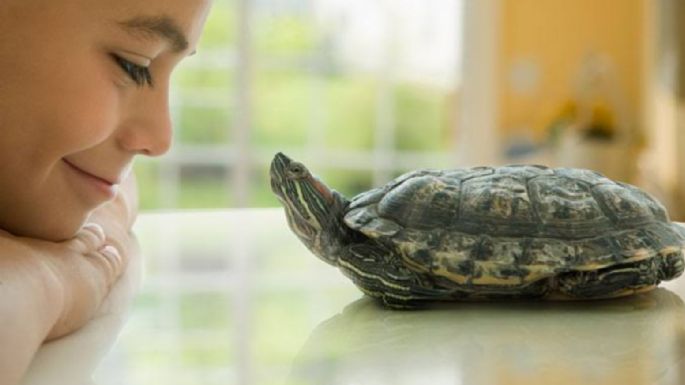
top-left (135, 1), bottom-right (454, 210)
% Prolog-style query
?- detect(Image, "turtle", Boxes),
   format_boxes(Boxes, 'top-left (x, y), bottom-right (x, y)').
top-left (270, 152), bottom-right (685, 309)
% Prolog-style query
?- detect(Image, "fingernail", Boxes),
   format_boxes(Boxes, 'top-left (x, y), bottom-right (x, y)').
top-left (99, 245), bottom-right (120, 257)
top-left (84, 223), bottom-right (105, 238)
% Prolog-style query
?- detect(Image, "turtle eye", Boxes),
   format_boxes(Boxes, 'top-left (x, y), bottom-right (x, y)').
top-left (288, 162), bottom-right (308, 178)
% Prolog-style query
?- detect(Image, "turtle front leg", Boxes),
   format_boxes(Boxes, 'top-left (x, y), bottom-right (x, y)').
top-left (337, 243), bottom-right (450, 309)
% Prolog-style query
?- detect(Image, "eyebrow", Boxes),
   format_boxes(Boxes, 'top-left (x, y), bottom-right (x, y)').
top-left (118, 15), bottom-right (190, 53)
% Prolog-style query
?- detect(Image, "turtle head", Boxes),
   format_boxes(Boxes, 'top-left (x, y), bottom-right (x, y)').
top-left (270, 152), bottom-right (350, 266)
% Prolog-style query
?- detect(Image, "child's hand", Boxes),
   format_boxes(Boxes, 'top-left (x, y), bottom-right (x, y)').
top-left (10, 223), bottom-right (128, 341)
top-left (47, 223), bottom-right (126, 340)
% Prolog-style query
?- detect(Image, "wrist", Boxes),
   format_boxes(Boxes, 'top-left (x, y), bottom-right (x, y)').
top-left (0, 235), bottom-right (65, 340)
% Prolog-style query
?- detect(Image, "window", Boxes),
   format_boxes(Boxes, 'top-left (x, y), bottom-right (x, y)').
top-left (135, 0), bottom-right (465, 209)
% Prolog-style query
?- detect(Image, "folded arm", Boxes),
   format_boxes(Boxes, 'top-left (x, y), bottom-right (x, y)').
top-left (0, 173), bottom-right (139, 385)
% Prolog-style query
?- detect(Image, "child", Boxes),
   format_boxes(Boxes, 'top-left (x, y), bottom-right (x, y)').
top-left (0, 0), bottom-right (211, 383)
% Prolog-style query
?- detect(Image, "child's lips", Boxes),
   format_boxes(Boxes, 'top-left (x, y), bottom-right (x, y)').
top-left (62, 159), bottom-right (120, 200)
top-left (62, 159), bottom-right (119, 186)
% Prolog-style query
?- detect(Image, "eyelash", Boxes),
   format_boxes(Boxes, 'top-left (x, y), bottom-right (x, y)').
top-left (111, 54), bottom-right (153, 88)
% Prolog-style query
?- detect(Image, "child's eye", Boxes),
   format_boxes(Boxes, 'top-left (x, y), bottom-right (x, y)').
top-left (111, 54), bottom-right (153, 88)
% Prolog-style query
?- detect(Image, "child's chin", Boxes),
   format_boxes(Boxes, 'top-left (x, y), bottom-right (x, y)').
top-left (17, 214), bottom-right (87, 242)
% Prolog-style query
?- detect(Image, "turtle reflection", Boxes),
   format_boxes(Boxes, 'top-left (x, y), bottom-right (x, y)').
top-left (289, 289), bottom-right (685, 385)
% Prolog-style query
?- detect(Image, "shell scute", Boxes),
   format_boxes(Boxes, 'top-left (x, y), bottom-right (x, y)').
top-left (644, 223), bottom-right (684, 249)
top-left (377, 175), bottom-right (460, 230)
top-left (529, 176), bottom-right (608, 225)
top-left (496, 164), bottom-right (554, 178)
top-left (520, 238), bottom-right (576, 280)
top-left (476, 236), bottom-right (522, 263)
top-left (347, 187), bottom-right (386, 211)
top-left (460, 174), bottom-right (533, 224)
top-left (365, 217), bottom-right (403, 237)
top-left (593, 183), bottom-right (662, 222)
top-left (524, 238), bottom-right (576, 266)
top-left (471, 237), bottom-right (528, 285)
top-left (345, 206), bottom-right (401, 237)
top-left (397, 230), bottom-right (478, 276)
top-left (553, 168), bottom-right (613, 185)
top-left (572, 236), bottom-right (618, 269)
top-left (434, 232), bottom-right (479, 264)
top-left (444, 166), bottom-right (494, 181)
top-left (388, 169), bottom-right (443, 190)
top-left (616, 183), bottom-right (668, 221)
top-left (612, 229), bottom-right (654, 257)
top-left (442, 259), bottom-right (475, 284)
top-left (345, 206), bottom-right (375, 227)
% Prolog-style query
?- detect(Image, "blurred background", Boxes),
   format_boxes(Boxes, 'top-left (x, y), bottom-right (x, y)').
top-left (135, 0), bottom-right (685, 219)
top-left (110, 1), bottom-right (685, 384)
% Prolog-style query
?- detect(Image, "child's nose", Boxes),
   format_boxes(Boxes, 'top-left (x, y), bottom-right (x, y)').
top-left (118, 87), bottom-right (173, 157)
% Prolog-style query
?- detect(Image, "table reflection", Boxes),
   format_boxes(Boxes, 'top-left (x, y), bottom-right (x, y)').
top-left (291, 290), bottom-right (685, 385)
top-left (20, 210), bottom-right (685, 385)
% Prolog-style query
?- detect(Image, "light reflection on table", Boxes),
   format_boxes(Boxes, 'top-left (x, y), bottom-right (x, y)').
top-left (21, 210), bottom-right (685, 385)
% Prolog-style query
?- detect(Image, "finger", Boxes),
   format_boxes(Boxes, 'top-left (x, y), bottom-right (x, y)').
top-left (86, 245), bottom-right (123, 284)
top-left (68, 223), bottom-right (106, 253)
top-left (100, 245), bottom-right (124, 277)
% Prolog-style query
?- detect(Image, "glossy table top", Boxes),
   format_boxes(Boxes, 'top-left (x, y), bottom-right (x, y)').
top-left (22, 209), bottom-right (685, 385)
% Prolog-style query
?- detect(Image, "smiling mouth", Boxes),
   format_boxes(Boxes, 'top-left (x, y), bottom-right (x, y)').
top-left (62, 159), bottom-right (117, 186)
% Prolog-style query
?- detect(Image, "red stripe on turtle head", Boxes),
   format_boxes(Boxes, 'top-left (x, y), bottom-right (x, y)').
top-left (309, 175), bottom-right (334, 204)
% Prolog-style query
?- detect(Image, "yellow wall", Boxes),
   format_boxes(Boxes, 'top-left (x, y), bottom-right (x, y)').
top-left (498, 0), bottom-right (646, 140)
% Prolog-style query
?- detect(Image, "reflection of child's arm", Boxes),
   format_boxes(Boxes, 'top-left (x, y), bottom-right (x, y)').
top-left (0, 174), bottom-right (138, 385)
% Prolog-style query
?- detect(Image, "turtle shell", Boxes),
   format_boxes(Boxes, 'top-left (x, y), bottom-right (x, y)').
top-left (343, 165), bottom-right (685, 287)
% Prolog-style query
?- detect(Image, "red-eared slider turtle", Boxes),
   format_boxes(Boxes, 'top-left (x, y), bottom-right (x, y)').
top-left (270, 153), bottom-right (685, 309)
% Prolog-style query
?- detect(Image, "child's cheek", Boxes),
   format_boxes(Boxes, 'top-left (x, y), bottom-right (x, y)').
top-left (51, 71), bottom-right (120, 154)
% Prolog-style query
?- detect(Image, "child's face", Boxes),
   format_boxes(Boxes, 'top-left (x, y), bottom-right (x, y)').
top-left (0, 0), bottom-right (211, 240)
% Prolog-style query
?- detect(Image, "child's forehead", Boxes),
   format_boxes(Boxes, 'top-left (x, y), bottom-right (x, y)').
top-left (95, 0), bottom-right (210, 48)
top-left (12, 0), bottom-right (210, 58)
